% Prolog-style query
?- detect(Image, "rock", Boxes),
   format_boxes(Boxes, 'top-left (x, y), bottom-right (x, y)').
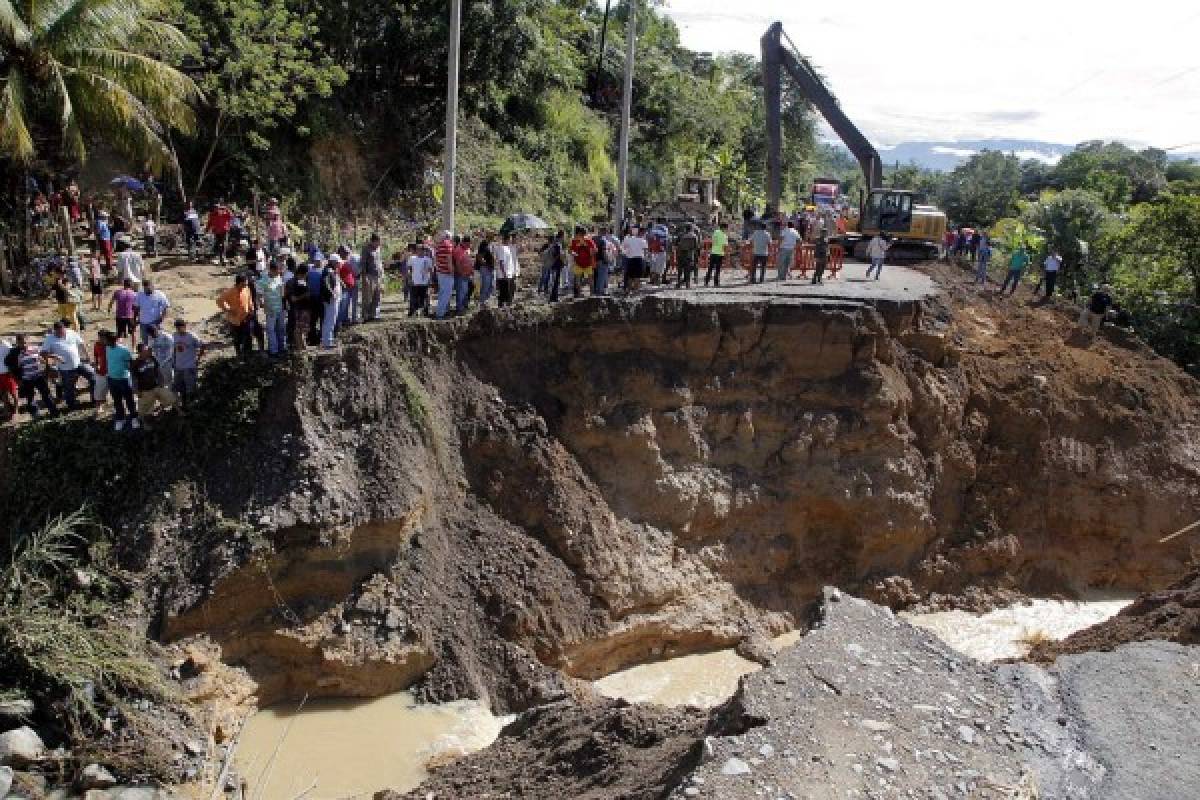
top-left (0, 726), bottom-right (45, 767)
top-left (0, 766), bottom-right (12, 798)
top-left (79, 764), bottom-right (117, 790)
top-left (876, 757), bottom-right (899, 772)
top-left (72, 568), bottom-right (94, 590)
top-left (0, 698), bottom-right (35, 724)
top-left (183, 739), bottom-right (207, 757)
top-left (757, 743), bottom-right (775, 758)
top-left (861, 719), bottom-right (893, 733)
top-left (683, 788), bottom-right (700, 798)
top-left (957, 725), bottom-right (977, 745)
top-left (720, 757), bottom-right (751, 776)
top-left (735, 634), bottom-right (776, 666)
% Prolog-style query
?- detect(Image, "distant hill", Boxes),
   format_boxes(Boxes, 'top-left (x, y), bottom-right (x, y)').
top-left (831, 138), bottom-right (1200, 172)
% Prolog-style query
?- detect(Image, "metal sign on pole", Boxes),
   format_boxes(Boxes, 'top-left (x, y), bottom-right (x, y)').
top-left (442, 0), bottom-right (463, 234)
top-left (613, 0), bottom-right (636, 234)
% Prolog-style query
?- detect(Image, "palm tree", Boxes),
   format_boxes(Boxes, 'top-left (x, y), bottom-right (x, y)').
top-left (0, 0), bottom-right (200, 170)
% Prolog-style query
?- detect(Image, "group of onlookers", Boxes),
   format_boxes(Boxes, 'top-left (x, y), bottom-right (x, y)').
top-left (1, 315), bottom-right (204, 429)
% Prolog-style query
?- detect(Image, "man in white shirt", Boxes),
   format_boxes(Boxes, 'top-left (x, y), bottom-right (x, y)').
top-left (496, 234), bottom-right (520, 306)
top-left (40, 319), bottom-right (96, 410)
top-left (407, 244), bottom-right (433, 317)
top-left (621, 227), bottom-right (648, 293)
top-left (115, 242), bottom-right (145, 290)
top-left (778, 221), bottom-right (801, 281)
top-left (865, 233), bottom-right (890, 280)
top-left (143, 217), bottom-right (158, 256)
top-left (1043, 251), bottom-right (1062, 299)
top-left (137, 279), bottom-right (171, 343)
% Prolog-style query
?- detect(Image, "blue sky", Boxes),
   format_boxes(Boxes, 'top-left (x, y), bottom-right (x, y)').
top-left (662, 0), bottom-right (1200, 151)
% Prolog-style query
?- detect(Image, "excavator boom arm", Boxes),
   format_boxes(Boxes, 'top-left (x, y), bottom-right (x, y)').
top-left (762, 22), bottom-right (882, 212)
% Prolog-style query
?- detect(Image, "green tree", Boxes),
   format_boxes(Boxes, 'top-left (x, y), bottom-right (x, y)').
top-left (173, 0), bottom-right (346, 199)
top-left (1025, 188), bottom-right (1110, 289)
top-left (940, 150), bottom-right (1021, 227)
top-left (1052, 141), bottom-right (1166, 206)
top-left (0, 0), bottom-right (198, 167)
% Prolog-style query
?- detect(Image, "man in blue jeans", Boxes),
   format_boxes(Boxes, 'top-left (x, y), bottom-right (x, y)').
top-left (102, 330), bottom-right (139, 431)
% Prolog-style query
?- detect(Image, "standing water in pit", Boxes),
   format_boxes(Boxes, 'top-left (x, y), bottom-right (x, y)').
top-left (594, 632), bottom-right (803, 708)
top-left (234, 691), bottom-right (510, 800)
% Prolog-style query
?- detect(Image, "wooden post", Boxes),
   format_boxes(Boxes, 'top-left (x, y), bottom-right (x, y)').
top-left (60, 206), bottom-right (76, 257)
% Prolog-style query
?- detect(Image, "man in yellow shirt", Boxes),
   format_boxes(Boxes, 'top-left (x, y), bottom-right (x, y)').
top-left (705, 222), bottom-right (729, 288)
top-left (216, 274), bottom-right (255, 359)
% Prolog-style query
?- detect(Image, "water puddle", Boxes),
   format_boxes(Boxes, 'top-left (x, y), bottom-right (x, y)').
top-left (594, 632), bottom-right (803, 708)
top-left (234, 692), bottom-right (509, 800)
top-left (903, 594), bottom-right (1134, 661)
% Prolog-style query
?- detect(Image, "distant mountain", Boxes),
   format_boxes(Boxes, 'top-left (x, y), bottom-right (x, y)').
top-left (831, 138), bottom-right (1200, 172)
top-left (874, 139), bottom-right (1074, 171)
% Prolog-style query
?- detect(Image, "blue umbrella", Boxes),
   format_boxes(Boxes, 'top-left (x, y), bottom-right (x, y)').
top-left (110, 175), bottom-right (144, 191)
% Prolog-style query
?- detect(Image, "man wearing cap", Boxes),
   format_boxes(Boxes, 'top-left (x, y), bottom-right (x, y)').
top-left (40, 319), bottom-right (95, 411)
top-left (171, 319), bottom-right (204, 408)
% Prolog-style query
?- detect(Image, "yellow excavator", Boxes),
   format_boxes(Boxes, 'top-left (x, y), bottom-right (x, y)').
top-left (762, 22), bottom-right (946, 261)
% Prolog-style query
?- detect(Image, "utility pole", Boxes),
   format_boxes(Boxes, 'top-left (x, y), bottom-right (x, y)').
top-left (613, 0), bottom-right (636, 234)
top-left (442, 0), bottom-right (462, 233)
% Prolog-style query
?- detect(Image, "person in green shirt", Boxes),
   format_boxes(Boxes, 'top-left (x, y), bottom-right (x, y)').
top-left (705, 223), bottom-right (729, 288)
top-left (999, 246), bottom-right (1029, 295)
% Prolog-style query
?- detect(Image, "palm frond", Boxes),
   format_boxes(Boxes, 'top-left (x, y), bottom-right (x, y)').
top-left (0, 0), bottom-right (32, 49)
top-left (0, 66), bottom-right (35, 162)
top-left (62, 66), bottom-right (178, 171)
top-left (46, 64), bottom-right (87, 161)
top-left (131, 17), bottom-right (193, 58)
top-left (36, 0), bottom-right (143, 53)
top-left (64, 47), bottom-right (201, 112)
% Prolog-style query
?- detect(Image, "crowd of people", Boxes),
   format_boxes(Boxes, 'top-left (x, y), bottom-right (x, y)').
top-left (7, 186), bottom-right (1127, 428)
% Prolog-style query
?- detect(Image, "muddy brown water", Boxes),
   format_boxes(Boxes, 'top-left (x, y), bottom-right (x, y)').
top-left (235, 692), bottom-right (509, 800)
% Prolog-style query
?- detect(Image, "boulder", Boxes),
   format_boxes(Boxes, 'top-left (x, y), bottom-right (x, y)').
top-left (0, 699), bottom-right (34, 725)
top-left (0, 726), bottom-right (45, 767)
top-left (0, 766), bottom-right (13, 798)
top-left (78, 764), bottom-right (118, 790)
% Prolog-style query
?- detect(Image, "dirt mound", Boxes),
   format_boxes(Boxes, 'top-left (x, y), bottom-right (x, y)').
top-left (387, 697), bottom-right (706, 800)
top-left (1030, 567), bottom-right (1200, 659)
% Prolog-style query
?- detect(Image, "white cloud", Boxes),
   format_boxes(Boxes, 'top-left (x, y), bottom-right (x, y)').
top-left (931, 146), bottom-right (979, 158)
top-left (1012, 150), bottom-right (1063, 165)
top-left (661, 0), bottom-right (1200, 148)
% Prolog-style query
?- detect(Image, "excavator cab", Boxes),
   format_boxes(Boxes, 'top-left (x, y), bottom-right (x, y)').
top-left (863, 190), bottom-right (914, 234)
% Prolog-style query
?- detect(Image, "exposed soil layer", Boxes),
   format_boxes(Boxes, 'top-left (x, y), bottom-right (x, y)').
top-left (1029, 566), bottom-right (1200, 659)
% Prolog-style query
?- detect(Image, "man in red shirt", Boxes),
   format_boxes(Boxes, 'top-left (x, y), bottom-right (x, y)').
top-left (569, 227), bottom-right (597, 298)
top-left (453, 235), bottom-right (474, 314)
top-left (434, 232), bottom-right (455, 319)
top-left (206, 203), bottom-right (233, 265)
